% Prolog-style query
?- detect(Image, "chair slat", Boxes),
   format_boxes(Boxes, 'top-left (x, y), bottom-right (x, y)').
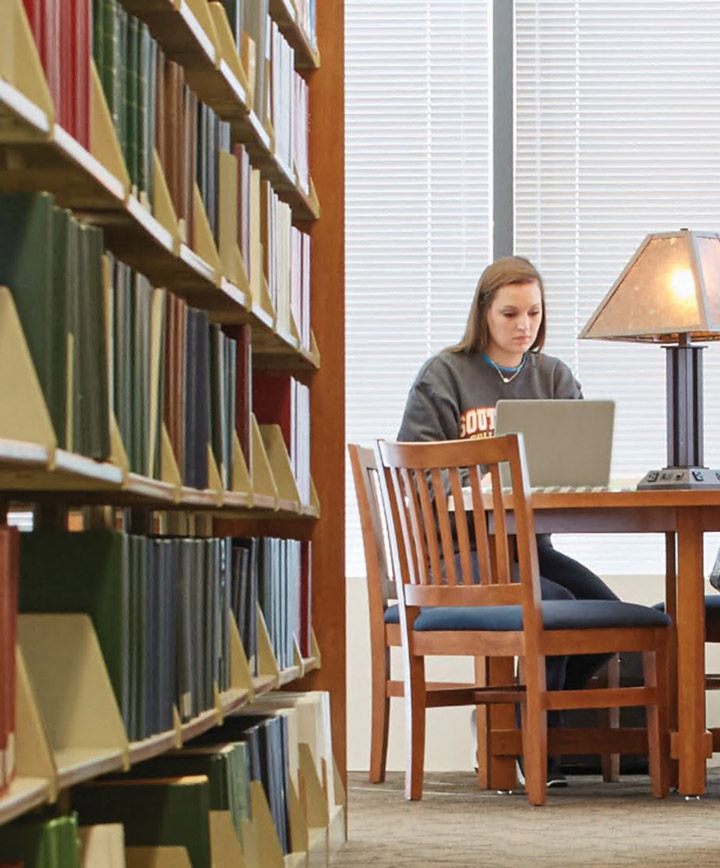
top-left (468, 464), bottom-right (492, 585)
top-left (402, 466), bottom-right (433, 586)
top-left (432, 467), bottom-right (459, 585)
top-left (489, 464), bottom-right (510, 583)
top-left (415, 467), bottom-right (444, 586)
top-left (405, 583), bottom-right (522, 607)
top-left (449, 467), bottom-right (473, 585)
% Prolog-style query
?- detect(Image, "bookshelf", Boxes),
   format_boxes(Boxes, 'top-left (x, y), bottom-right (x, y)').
top-left (0, 0), bottom-right (345, 864)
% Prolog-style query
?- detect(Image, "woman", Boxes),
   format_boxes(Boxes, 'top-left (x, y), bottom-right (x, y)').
top-left (397, 255), bottom-right (619, 786)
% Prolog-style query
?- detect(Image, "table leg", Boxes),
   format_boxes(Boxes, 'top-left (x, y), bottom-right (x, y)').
top-left (676, 508), bottom-right (708, 796)
top-left (664, 532), bottom-right (679, 788)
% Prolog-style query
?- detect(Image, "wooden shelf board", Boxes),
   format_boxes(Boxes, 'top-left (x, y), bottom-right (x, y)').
top-left (179, 487), bottom-right (223, 508)
top-left (0, 777), bottom-right (51, 825)
top-left (301, 656), bottom-right (319, 674)
top-left (301, 504), bottom-right (320, 519)
top-left (250, 493), bottom-right (278, 511)
top-left (285, 852), bottom-right (307, 868)
top-left (278, 665), bottom-right (302, 686)
top-left (53, 125), bottom-right (126, 203)
top-left (0, 131), bottom-right (125, 213)
top-left (180, 708), bottom-right (221, 743)
top-left (186, 59), bottom-right (249, 121)
top-left (128, 729), bottom-right (179, 766)
top-left (179, 244), bottom-right (219, 288)
top-left (220, 687), bottom-right (251, 716)
top-left (122, 0), bottom-right (216, 69)
top-left (269, 0), bottom-right (319, 69)
top-left (252, 349), bottom-right (319, 373)
top-left (124, 473), bottom-right (179, 504)
top-left (126, 197), bottom-right (176, 254)
top-left (0, 452), bottom-right (122, 494)
top-left (251, 675), bottom-right (277, 698)
top-left (221, 490), bottom-right (252, 510)
top-left (55, 747), bottom-right (125, 790)
top-left (176, 0), bottom-right (217, 64)
top-left (276, 497), bottom-right (301, 515)
top-left (53, 451), bottom-right (124, 486)
top-left (0, 81), bottom-right (51, 140)
top-left (0, 439), bottom-right (50, 469)
top-left (122, 0), bottom-right (249, 120)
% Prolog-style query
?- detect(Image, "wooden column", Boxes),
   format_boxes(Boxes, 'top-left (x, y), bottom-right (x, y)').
top-left (295, 0), bottom-right (347, 785)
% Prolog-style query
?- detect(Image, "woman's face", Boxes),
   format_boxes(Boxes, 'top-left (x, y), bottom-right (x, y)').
top-left (485, 280), bottom-right (543, 366)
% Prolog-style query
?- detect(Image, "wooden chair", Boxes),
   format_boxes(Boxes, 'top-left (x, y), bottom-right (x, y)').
top-left (348, 442), bottom-right (475, 783)
top-left (374, 434), bottom-right (671, 805)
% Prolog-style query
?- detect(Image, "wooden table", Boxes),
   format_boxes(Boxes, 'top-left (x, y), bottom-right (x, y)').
top-left (469, 486), bottom-right (720, 797)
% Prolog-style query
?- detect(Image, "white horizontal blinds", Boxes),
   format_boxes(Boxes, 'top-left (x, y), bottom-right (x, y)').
top-left (345, 1), bottom-right (491, 576)
top-left (516, 0), bottom-right (720, 574)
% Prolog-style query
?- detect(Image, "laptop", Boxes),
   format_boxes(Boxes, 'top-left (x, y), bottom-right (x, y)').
top-left (494, 399), bottom-right (615, 488)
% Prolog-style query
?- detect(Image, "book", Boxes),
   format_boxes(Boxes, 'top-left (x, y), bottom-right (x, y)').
top-left (0, 814), bottom-right (82, 868)
top-left (73, 776), bottom-right (212, 868)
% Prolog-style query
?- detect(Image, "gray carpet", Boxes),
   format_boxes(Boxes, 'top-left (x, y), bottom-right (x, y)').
top-left (334, 769), bottom-right (720, 867)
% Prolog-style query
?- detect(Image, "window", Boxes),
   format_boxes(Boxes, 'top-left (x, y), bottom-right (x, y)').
top-left (515, 0), bottom-right (720, 573)
top-left (345, 1), bottom-right (491, 576)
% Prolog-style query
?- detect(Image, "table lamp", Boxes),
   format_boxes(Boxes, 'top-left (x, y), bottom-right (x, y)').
top-left (579, 229), bottom-right (720, 489)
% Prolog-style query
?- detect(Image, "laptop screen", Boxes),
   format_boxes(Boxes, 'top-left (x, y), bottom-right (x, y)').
top-left (494, 399), bottom-right (615, 488)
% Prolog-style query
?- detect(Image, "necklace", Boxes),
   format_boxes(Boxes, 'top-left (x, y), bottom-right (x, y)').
top-left (483, 353), bottom-right (527, 384)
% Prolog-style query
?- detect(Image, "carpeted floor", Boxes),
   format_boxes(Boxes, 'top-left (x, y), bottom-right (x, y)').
top-left (334, 769), bottom-right (720, 867)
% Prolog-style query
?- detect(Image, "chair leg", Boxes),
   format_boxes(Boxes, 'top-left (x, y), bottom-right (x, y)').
top-left (644, 640), bottom-right (670, 799)
top-left (404, 652), bottom-right (427, 801)
top-left (370, 648), bottom-right (391, 783)
top-left (522, 657), bottom-right (547, 806)
top-left (599, 654), bottom-right (620, 782)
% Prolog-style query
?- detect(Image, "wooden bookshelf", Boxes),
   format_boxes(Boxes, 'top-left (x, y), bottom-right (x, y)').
top-left (0, 0), bottom-right (345, 860)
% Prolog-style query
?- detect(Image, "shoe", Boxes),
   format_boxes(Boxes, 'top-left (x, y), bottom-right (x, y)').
top-left (516, 758), bottom-right (568, 789)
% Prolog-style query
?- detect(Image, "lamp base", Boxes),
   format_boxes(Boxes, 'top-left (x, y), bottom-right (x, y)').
top-left (636, 466), bottom-right (720, 490)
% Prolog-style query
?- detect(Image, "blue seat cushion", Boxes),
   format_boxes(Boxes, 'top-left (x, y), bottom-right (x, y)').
top-left (385, 600), bottom-right (670, 631)
top-left (654, 595), bottom-right (720, 623)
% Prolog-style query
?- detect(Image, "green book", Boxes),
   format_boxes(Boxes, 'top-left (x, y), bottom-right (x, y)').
top-left (48, 207), bottom-right (71, 450)
top-left (123, 742), bottom-right (251, 845)
top-left (19, 530), bottom-right (131, 734)
top-left (127, 14), bottom-right (140, 188)
top-left (72, 776), bottom-right (212, 868)
top-left (92, 0), bottom-right (104, 78)
top-left (101, 0), bottom-right (119, 133)
top-left (138, 22), bottom-right (151, 196)
top-left (79, 224), bottom-right (110, 460)
top-left (0, 814), bottom-right (81, 868)
top-left (0, 191), bottom-right (55, 439)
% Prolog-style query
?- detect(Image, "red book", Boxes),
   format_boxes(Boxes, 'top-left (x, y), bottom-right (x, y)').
top-left (72, 0), bottom-right (91, 148)
top-left (252, 371), bottom-right (291, 449)
top-left (59, 0), bottom-right (76, 136)
top-left (43, 0), bottom-right (62, 121)
top-left (21, 0), bottom-right (43, 37)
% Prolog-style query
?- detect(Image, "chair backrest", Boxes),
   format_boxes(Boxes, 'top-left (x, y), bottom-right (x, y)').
top-left (374, 435), bottom-right (543, 623)
top-left (348, 443), bottom-right (397, 614)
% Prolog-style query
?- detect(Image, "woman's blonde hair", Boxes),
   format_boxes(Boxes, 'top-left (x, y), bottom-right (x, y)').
top-left (447, 256), bottom-right (546, 354)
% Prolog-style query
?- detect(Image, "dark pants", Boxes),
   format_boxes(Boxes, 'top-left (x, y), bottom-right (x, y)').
top-left (535, 539), bottom-right (618, 722)
top-left (457, 536), bottom-right (619, 726)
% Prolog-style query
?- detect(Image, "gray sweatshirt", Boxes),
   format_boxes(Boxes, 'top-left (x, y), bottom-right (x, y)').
top-left (397, 350), bottom-right (582, 442)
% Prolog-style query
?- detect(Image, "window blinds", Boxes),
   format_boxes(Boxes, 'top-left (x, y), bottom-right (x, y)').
top-left (345, 1), bottom-right (720, 578)
top-left (345, 1), bottom-right (491, 576)
top-left (515, 0), bottom-right (720, 574)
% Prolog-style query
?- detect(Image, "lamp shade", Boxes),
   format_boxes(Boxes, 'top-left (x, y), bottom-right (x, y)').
top-left (580, 230), bottom-right (720, 343)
